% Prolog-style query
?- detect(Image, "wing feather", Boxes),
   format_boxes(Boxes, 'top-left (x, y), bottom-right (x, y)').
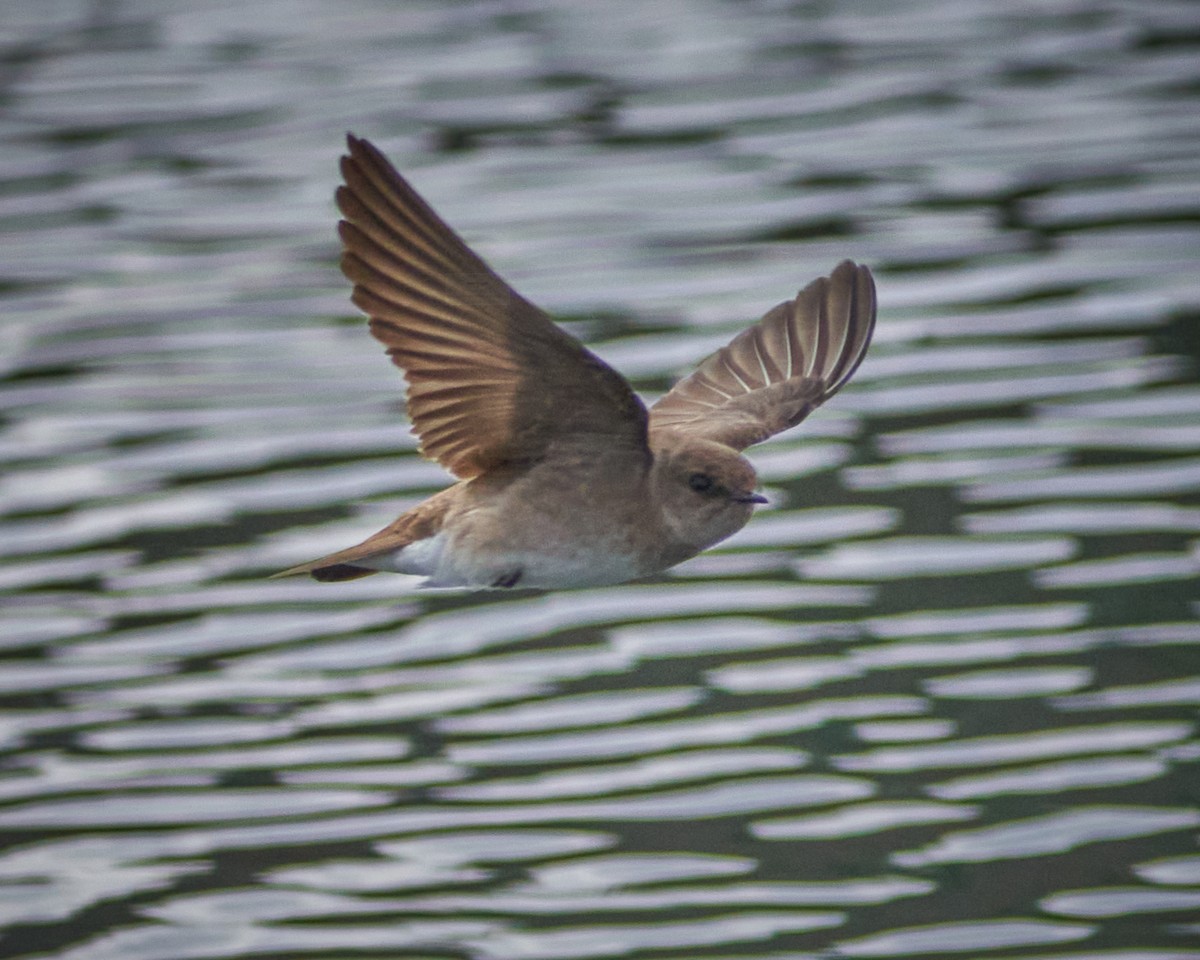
top-left (337, 135), bottom-right (649, 478)
top-left (649, 261), bottom-right (875, 450)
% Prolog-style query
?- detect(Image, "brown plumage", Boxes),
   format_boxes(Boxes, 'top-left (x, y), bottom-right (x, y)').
top-left (336, 137), bottom-right (647, 479)
top-left (648, 262), bottom-right (875, 450)
top-left (273, 135), bottom-right (876, 588)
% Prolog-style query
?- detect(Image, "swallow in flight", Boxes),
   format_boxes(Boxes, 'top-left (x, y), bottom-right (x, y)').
top-left (274, 135), bottom-right (875, 589)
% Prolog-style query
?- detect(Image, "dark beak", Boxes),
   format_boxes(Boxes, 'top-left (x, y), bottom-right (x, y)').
top-left (734, 492), bottom-right (769, 504)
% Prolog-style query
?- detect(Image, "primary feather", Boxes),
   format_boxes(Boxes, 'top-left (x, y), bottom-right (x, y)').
top-left (648, 260), bottom-right (875, 450)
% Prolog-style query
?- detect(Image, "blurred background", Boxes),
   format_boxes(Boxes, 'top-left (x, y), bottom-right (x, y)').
top-left (1, 1), bottom-right (1198, 958)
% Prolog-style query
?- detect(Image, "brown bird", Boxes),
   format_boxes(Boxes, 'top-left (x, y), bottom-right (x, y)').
top-left (274, 135), bottom-right (876, 589)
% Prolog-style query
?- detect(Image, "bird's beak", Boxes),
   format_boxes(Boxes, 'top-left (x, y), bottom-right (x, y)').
top-left (734, 492), bottom-right (769, 504)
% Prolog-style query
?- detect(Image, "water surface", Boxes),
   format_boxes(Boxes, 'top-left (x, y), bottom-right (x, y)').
top-left (1, 1), bottom-right (1198, 958)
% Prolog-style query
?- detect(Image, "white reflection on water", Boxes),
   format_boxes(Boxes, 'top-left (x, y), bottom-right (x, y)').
top-left (843, 356), bottom-right (1180, 416)
top-left (1135, 854), bottom-right (1200, 885)
top-left (853, 719), bottom-right (957, 743)
top-left (845, 451), bottom-right (1067, 491)
top-left (1041, 886), bottom-right (1200, 918)
top-left (1035, 550), bottom-right (1200, 588)
top-left (48, 920), bottom-right (502, 960)
top-left (927, 755), bottom-right (1170, 801)
top-left (753, 800), bottom-right (978, 840)
top-left (262, 829), bottom-right (615, 893)
top-left (0, 659), bottom-right (170, 695)
top-left (434, 748), bottom-right (806, 802)
top-left (434, 686), bottom-right (704, 734)
top-left (446, 697), bottom-right (925, 765)
top-left (79, 714), bottom-right (297, 751)
top-left (796, 535), bottom-right (1077, 580)
top-left (882, 420), bottom-right (1200, 456)
top-left (866, 602), bottom-right (1090, 638)
top-left (892, 806), bottom-right (1200, 868)
top-left (0, 785), bottom-right (400, 827)
top-left (2, 0), bottom-right (1198, 956)
top-left (833, 919), bottom-right (1094, 957)
top-left (1, 736), bottom-right (410, 798)
top-left (382, 876), bottom-right (931, 913)
top-left (962, 501), bottom-right (1200, 535)
top-left (707, 654), bottom-right (866, 693)
top-left (714, 505), bottom-right (900, 548)
top-left (607, 615), bottom-right (852, 658)
top-left (0, 850), bottom-right (211, 926)
top-left (962, 455), bottom-right (1200, 502)
top-left (833, 722), bottom-right (1193, 773)
top-left (923, 666), bottom-right (1093, 699)
top-left (204, 582), bottom-right (873, 675)
top-left (62, 607), bottom-right (407, 660)
top-left (0, 549), bottom-right (139, 591)
top-left (462, 911), bottom-right (843, 960)
top-left (528, 851), bottom-right (756, 890)
top-left (1054, 677), bottom-right (1200, 711)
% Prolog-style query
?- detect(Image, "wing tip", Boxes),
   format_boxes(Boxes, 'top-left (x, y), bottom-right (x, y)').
top-left (646, 258), bottom-right (878, 449)
top-left (344, 131), bottom-right (375, 161)
top-left (819, 258), bottom-right (877, 392)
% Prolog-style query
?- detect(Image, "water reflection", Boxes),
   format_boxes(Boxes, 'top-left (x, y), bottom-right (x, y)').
top-left (2, 0), bottom-right (1198, 958)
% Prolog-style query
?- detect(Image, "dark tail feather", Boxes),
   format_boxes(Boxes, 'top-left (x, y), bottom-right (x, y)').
top-left (269, 562), bottom-right (378, 581)
top-left (311, 563), bottom-right (377, 582)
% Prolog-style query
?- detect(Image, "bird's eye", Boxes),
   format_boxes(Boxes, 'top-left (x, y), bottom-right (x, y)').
top-left (688, 472), bottom-right (715, 493)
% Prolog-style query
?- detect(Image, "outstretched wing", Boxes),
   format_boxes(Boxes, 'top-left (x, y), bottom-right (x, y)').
top-left (338, 134), bottom-right (649, 478)
top-left (648, 261), bottom-right (875, 450)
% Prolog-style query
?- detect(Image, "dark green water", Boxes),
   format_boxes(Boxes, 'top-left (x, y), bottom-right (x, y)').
top-left (1, 1), bottom-right (1198, 958)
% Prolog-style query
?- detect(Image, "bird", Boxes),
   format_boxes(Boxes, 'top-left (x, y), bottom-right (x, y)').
top-left (273, 134), bottom-right (876, 589)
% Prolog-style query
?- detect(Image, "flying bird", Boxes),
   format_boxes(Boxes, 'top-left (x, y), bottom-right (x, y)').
top-left (274, 135), bottom-right (876, 589)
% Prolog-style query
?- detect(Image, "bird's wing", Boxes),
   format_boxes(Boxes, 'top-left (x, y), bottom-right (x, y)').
top-left (338, 134), bottom-right (649, 478)
top-left (648, 261), bottom-right (875, 451)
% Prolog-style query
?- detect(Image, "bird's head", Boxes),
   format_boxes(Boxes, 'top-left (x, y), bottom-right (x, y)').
top-left (650, 436), bottom-right (766, 552)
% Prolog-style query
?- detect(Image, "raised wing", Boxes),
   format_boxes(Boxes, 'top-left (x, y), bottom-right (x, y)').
top-left (648, 261), bottom-right (875, 450)
top-left (338, 134), bottom-right (649, 478)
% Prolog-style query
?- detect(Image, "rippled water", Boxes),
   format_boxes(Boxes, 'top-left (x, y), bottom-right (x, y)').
top-left (2, 1), bottom-right (1199, 958)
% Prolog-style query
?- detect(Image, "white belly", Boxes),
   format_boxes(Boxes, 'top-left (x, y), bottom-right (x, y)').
top-left (363, 531), bottom-right (644, 589)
